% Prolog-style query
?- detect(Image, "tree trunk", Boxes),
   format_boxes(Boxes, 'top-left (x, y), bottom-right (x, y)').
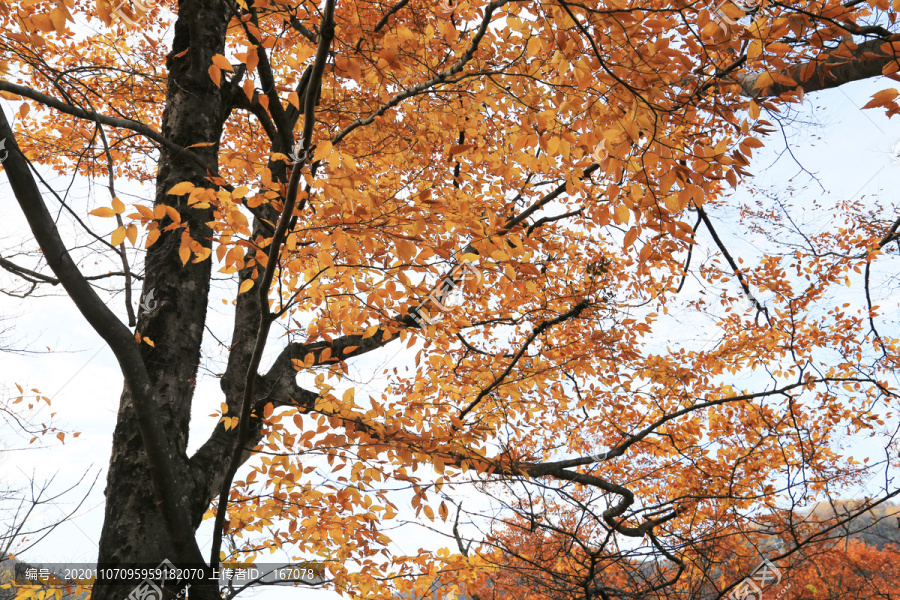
top-left (91, 0), bottom-right (230, 598)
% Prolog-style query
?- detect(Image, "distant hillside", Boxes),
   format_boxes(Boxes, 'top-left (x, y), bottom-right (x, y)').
top-left (798, 500), bottom-right (900, 550)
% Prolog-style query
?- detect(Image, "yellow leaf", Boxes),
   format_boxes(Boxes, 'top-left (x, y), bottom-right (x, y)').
top-left (239, 279), bottom-right (254, 294)
top-left (143, 337), bottom-right (155, 347)
top-left (89, 207), bottom-right (116, 218)
top-left (111, 226), bottom-right (126, 246)
top-left (614, 204), bottom-right (630, 225)
top-left (126, 224), bottom-right (138, 245)
top-left (168, 181), bottom-right (196, 196)
top-left (57, 432), bottom-right (65, 443)
top-left (747, 39), bottom-right (763, 60)
top-left (146, 229), bottom-right (161, 248)
top-left (179, 244), bottom-right (190, 266)
top-left (313, 141), bottom-right (333, 162)
top-left (449, 143), bottom-right (475, 157)
top-left (748, 101), bottom-right (760, 120)
top-left (233, 186), bottom-right (250, 199)
top-left (379, 48), bottom-right (402, 70)
top-left (396, 239), bottom-right (416, 261)
top-left (211, 54), bottom-right (234, 71)
top-left (112, 197), bottom-right (126, 214)
top-left (348, 58), bottom-right (362, 81)
top-left (288, 91), bottom-right (300, 109)
top-left (208, 65), bottom-right (221, 87)
top-left (245, 47), bottom-right (259, 73)
top-left (547, 136), bottom-right (560, 155)
top-left (753, 71), bottom-right (775, 89)
top-left (767, 42), bottom-right (793, 54)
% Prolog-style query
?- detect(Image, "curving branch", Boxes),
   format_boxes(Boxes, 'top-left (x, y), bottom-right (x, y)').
top-left (697, 205), bottom-right (770, 324)
top-left (0, 255), bottom-right (139, 285)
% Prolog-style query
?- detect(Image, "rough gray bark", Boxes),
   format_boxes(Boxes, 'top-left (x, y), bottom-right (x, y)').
top-left (90, 0), bottom-right (231, 595)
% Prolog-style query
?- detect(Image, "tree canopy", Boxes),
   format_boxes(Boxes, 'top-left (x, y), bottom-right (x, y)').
top-left (1, 0), bottom-right (900, 598)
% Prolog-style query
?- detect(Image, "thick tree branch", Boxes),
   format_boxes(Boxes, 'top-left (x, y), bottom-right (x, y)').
top-left (289, 14), bottom-right (318, 44)
top-left (284, 65), bottom-right (314, 132)
top-left (373, 0), bottom-right (409, 34)
top-left (231, 88), bottom-right (280, 146)
top-left (240, 6), bottom-right (293, 151)
top-left (738, 38), bottom-right (898, 97)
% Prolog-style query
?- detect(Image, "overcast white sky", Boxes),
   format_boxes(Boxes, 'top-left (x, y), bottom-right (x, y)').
top-left (2, 62), bottom-right (900, 600)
